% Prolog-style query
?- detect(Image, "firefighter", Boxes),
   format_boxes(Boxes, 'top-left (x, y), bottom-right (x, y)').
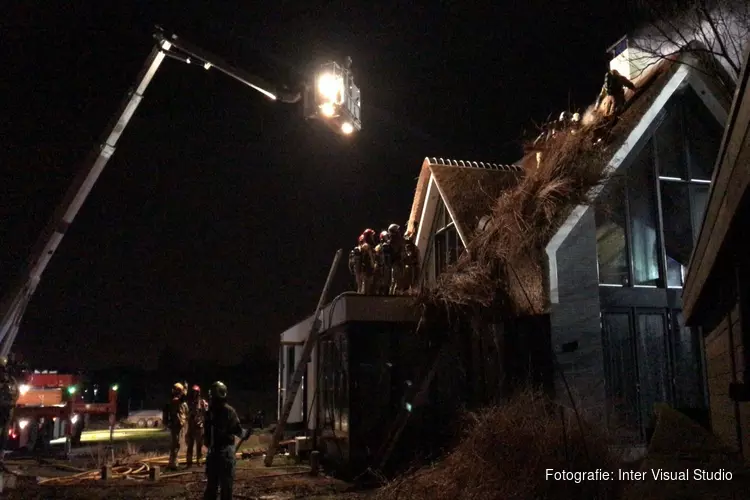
top-left (401, 234), bottom-right (420, 291)
top-left (387, 224), bottom-right (405, 294)
top-left (203, 381), bottom-right (250, 500)
top-left (186, 384), bottom-right (208, 467)
top-left (374, 230), bottom-right (392, 295)
top-left (0, 357), bottom-right (19, 466)
top-left (357, 229), bottom-right (377, 294)
top-left (595, 69), bottom-right (636, 116)
top-left (348, 241), bottom-right (363, 292)
top-left (167, 382), bottom-right (188, 470)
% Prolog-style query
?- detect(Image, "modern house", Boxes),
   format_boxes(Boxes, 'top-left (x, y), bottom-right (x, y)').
top-left (683, 47), bottom-right (750, 459)
top-left (276, 38), bottom-right (733, 470)
top-left (546, 41), bottom-right (728, 442)
top-left (405, 41), bottom-right (730, 443)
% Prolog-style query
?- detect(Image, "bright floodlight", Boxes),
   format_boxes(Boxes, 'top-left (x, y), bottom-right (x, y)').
top-left (112, 384), bottom-right (119, 392)
top-left (317, 73), bottom-right (344, 104)
top-left (304, 60), bottom-right (361, 136)
top-left (19, 384), bottom-right (30, 395)
top-left (320, 102), bottom-right (336, 117)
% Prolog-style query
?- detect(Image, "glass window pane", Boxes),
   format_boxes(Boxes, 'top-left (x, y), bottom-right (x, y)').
top-left (683, 89), bottom-right (723, 181)
top-left (434, 233), bottom-right (446, 276)
top-left (602, 312), bottom-right (639, 438)
top-left (690, 184), bottom-right (709, 244)
top-left (671, 311), bottom-right (705, 409)
top-left (660, 182), bottom-right (692, 287)
top-left (628, 142), bottom-right (661, 286)
top-left (654, 101), bottom-right (688, 179)
top-left (595, 177), bottom-right (629, 285)
top-left (447, 228), bottom-right (457, 266)
top-left (636, 313), bottom-right (669, 432)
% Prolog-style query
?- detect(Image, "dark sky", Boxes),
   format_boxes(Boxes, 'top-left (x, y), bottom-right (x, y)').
top-left (2, 1), bottom-right (633, 370)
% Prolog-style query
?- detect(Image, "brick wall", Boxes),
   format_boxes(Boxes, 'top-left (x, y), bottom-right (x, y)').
top-left (704, 301), bottom-right (750, 456)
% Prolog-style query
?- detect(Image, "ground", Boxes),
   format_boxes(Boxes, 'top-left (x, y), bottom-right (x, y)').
top-left (2, 428), bottom-right (371, 499)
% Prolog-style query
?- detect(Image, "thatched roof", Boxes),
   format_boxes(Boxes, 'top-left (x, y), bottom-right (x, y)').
top-left (406, 158), bottom-right (523, 243)
top-left (412, 52), bottom-right (722, 319)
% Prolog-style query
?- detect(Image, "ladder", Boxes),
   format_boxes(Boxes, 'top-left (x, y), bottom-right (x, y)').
top-left (264, 249), bottom-right (343, 467)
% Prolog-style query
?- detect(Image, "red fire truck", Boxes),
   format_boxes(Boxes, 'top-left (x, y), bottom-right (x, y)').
top-left (8, 371), bottom-right (117, 450)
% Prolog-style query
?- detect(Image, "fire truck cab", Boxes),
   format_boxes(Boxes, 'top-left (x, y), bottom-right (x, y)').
top-left (8, 371), bottom-right (117, 450)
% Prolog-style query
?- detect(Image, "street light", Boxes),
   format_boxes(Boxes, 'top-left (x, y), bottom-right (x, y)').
top-left (304, 59), bottom-right (362, 136)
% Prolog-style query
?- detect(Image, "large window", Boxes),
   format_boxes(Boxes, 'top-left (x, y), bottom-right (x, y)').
top-left (595, 88), bottom-right (721, 288)
top-left (629, 143), bottom-right (661, 286)
top-left (595, 177), bottom-right (629, 285)
top-left (428, 199), bottom-right (465, 278)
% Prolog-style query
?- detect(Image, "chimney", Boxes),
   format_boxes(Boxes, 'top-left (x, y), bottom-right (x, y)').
top-left (607, 36), bottom-right (658, 81)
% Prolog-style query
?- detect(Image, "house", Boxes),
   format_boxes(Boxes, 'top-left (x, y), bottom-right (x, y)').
top-left (544, 41), bottom-right (729, 443)
top-left (409, 41), bottom-right (729, 444)
top-left (682, 47), bottom-right (750, 459)
top-left (276, 37), bottom-right (733, 471)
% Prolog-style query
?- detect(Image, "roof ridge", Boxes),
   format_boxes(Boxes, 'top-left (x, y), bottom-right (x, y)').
top-left (425, 157), bottom-right (523, 173)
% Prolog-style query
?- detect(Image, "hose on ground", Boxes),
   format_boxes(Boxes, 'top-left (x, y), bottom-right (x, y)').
top-left (34, 447), bottom-right (268, 485)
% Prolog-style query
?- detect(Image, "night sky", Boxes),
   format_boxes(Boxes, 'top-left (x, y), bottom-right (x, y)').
top-left (2, 1), bottom-right (633, 370)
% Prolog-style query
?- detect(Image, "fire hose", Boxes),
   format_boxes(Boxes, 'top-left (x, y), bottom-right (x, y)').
top-left (34, 448), bottom-right (268, 485)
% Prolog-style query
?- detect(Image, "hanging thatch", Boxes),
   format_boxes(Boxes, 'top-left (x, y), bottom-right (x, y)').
top-left (414, 57), bottom-right (677, 320)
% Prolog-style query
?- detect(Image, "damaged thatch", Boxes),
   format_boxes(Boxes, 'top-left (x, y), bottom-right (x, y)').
top-left (375, 390), bottom-right (617, 500)
top-left (415, 57), bottom-right (679, 319)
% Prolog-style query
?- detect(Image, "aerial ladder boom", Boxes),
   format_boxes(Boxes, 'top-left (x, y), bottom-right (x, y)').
top-left (0, 29), bottom-right (311, 357)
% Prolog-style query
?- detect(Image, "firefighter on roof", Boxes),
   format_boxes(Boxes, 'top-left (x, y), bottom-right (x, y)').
top-left (186, 384), bottom-right (208, 467)
top-left (402, 234), bottom-right (420, 291)
top-left (167, 382), bottom-right (188, 470)
top-left (204, 381), bottom-right (250, 500)
top-left (348, 239), bottom-right (363, 292)
top-left (374, 230), bottom-right (392, 295)
top-left (387, 224), bottom-right (405, 294)
top-left (595, 69), bottom-right (636, 116)
top-left (354, 229), bottom-right (376, 294)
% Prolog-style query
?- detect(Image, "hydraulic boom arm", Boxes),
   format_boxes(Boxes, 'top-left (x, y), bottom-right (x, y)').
top-left (0, 30), bottom-right (302, 356)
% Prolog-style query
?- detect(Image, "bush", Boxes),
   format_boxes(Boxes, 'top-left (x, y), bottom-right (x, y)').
top-left (376, 389), bottom-right (617, 500)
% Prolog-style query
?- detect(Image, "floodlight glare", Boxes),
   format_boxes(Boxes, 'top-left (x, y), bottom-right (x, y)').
top-left (304, 59), bottom-right (362, 136)
top-left (320, 102), bottom-right (336, 117)
top-left (317, 73), bottom-right (343, 103)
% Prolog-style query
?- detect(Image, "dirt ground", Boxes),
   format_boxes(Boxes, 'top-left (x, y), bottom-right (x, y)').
top-left (0, 430), bottom-right (372, 499)
top-left (2, 455), bottom-right (373, 499)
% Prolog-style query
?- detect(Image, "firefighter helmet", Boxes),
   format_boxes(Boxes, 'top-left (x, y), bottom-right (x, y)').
top-left (358, 234), bottom-right (365, 245)
top-left (210, 381), bottom-right (228, 400)
top-left (191, 384), bottom-right (200, 393)
top-left (388, 223), bottom-right (400, 234)
top-left (379, 230), bottom-right (389, 243)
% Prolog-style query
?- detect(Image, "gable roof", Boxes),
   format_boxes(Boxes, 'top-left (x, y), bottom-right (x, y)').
top-left (545, 53), bottom-right (730, 303)
top-left (407, 158), bottom-right (523, 250)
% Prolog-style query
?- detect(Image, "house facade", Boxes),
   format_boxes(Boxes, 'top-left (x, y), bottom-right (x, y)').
top-left (411, 51), bottom-right (729, 443)
top-left (276, 42), bottom-right (733, 469)
top-left (683, 47), bottom-right (750, 459)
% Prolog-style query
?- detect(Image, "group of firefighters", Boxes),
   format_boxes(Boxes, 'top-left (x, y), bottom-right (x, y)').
top-left (348, 223), bottom-right (420, 295)
top-left (167, 379), bottom-right (250, 500)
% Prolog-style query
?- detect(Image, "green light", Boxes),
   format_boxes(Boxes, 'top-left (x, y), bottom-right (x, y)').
top-left (405, 402), bottom-right (413, 412)
top-left (111, 384), bottom-right (119, 392)
top-left (67, 386), bottom-right (77, 395)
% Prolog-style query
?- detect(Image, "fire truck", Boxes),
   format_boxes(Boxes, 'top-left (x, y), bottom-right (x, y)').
top-left (7, 371), bottom-right (117, 450)
top-left (0, 28), bottom-right (361, 450)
